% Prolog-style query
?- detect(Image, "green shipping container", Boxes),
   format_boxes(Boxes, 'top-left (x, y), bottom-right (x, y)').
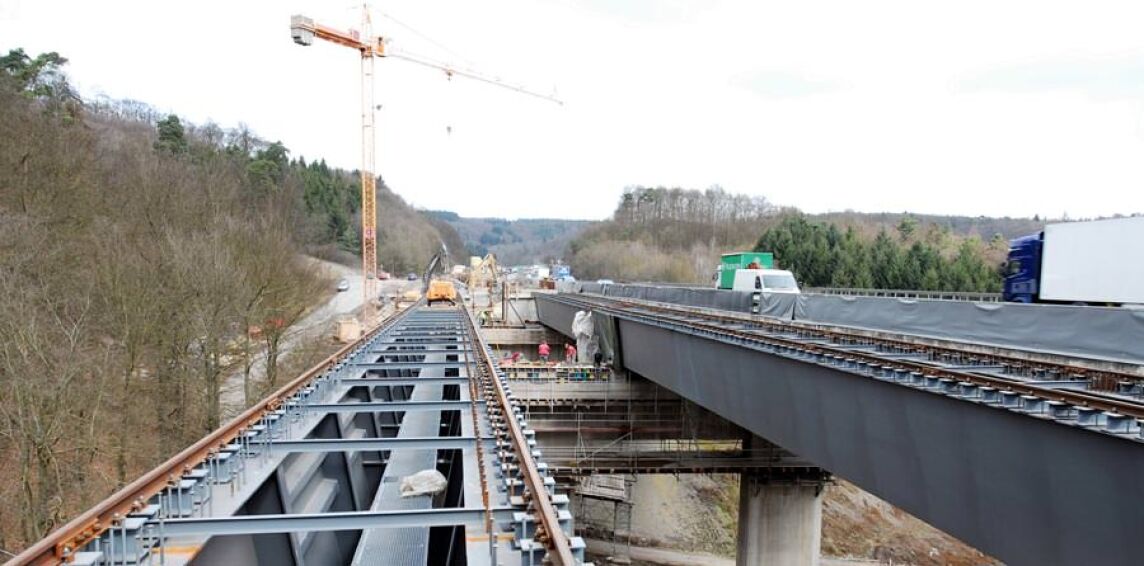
top-left (718, 252), bottom-right (774, 289)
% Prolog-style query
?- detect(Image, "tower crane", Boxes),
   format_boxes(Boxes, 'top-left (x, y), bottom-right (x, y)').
top-left (289, 7), bottom-right (561, 323)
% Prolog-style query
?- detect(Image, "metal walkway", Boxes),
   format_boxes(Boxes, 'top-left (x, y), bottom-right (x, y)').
top-left (10, 306), bottom-right (586, 566)
top-left (536, 292), bottom-right (1144, 566)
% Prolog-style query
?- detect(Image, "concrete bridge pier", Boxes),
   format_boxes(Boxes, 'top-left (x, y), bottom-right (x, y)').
top-left (736, 468), bottom-right (828, 566)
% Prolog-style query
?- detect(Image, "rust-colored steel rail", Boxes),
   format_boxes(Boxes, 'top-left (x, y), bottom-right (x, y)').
top-left (461, 307), bottom-right (577, 565)
top-left (460, 326), bottom-right (496, 560)
top-left (8, 307), bottom-right (410, 566)
top-left (778, 314), bottom-right (1138, 388)
top-left (568, 293), bottom-right (1144, 384)
top-left (554, 294), bottom-right (1144, 421)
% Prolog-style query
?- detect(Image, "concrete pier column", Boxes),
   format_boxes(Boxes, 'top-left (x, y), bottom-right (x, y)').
top-left (736, 470), bottom-right (827, 566)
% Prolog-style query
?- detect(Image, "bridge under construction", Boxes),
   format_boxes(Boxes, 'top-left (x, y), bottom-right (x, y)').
top-left (9, 284), bottom-right (1144, 566)
top-left (10, 303), bottom-right (584, 566)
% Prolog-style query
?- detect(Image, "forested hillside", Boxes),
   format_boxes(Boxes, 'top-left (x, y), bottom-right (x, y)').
top-left (568, 185), bottom-right (1022, 289)
top-left (815, 211), bottom-right (1043, 242)
top-left (0, 48), bottom-right (456, 551)
top-left (568, 186), bottom-right (783, 282)
top-left (755, 215), bottom-right (1004, 291)
top-left (427, 210), bottom-right (590, 265)
top-left (290, 147), bottom-right (464, 274)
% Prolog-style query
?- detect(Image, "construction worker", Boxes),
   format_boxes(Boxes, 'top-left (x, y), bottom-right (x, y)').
top-left (564, 343), bottom-right (577, 364)
top-left (538, 340), bottom-right (551, 363)
top-left (747, 260), bottom-right (761, 269)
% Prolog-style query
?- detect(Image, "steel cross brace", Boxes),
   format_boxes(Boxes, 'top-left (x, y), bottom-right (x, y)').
top-left (158, 507), bottom-right (517, 536)
top-left (305, 400), bottom-right (483, 413)
top-left (269, 436), bottom-right (480, 453)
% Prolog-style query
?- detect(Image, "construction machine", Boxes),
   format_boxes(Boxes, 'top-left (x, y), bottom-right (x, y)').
top-left (468, 253), bottom-right (499, 289)
top-left (427, 280), bottom-right (458, 306)
top-left (423, 244), bottom-right (457, 306)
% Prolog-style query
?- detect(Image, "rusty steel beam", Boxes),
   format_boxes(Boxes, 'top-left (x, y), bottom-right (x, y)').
top-left (462, 308), bottom-right (578, 565)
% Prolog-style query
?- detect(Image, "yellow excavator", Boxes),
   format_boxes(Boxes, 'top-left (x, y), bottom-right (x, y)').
top-left (424, 245), bottom-right (458, 306)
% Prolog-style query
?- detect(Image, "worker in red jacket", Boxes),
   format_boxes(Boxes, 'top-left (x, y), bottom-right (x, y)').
top-left (564, 343), bottom-right (577, 363)
top-left (538, 341), bottom-right (551, 362)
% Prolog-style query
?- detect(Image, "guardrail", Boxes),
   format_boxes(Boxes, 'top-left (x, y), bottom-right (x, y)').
top-left (581, 282), bottom-right (1003, 303)
top-left (9, 308), bottom-right (412, 565)
top-left (804, 287), bottom-right (1002, 302)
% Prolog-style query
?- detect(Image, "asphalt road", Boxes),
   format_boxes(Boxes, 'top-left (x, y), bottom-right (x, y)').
top-left (289, 259), bottom-right (418, 338)
top-left (219, 259), bottom-right (416, 416)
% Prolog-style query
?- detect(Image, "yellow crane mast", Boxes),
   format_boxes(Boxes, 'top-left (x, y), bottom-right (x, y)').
top-left (291, 7), bottom-right (381, 321)
top-left (289, 7), bottom-right (560, 324)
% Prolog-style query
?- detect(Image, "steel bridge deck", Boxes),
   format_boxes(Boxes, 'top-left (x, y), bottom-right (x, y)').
top-left (11, 306), bottom-right (585, 566)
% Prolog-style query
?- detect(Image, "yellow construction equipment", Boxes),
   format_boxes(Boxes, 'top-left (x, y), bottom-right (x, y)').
top-left (427, 280), bottom-right (457, 306)
top-left (468, 253), bottom-right (499, 291)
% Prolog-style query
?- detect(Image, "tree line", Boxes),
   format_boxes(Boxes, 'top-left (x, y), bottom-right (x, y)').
top-left (569, 185), bottom-right (1008, 290)
top-left (617, 185), bottom-right (774, 227)
top-left (570, 185), bottom-right (780, 282)
top-left (755, 215), bottom-right (1004, 292)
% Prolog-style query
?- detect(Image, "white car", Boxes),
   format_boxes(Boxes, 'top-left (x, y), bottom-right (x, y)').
top-left (336, 279), bottom-right (350, 292)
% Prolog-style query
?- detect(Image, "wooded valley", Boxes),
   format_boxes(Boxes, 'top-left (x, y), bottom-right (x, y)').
top-left (0, 48), bottom-right (459, 552)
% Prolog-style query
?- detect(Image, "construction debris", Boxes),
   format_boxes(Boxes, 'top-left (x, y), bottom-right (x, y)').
top-left (400, 469), bottom-right (448, 498)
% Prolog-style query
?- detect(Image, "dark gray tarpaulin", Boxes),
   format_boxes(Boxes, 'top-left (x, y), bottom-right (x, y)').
top-left (582, 283), bottom-right (796, 319)
top-left (795, 295), bottom-right (1144, 365)
top-left (568, 284), bottom-right (1144, 365)
top-left (756, 293), bottom-right (799, 318)
top-left (615, 314), bottom-right (1144, 566)
top-left (582, 283), bottom-right (761, 314)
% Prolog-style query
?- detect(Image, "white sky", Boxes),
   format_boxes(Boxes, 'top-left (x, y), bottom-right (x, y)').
top-left (3, 0), bottom-right (1144, 220)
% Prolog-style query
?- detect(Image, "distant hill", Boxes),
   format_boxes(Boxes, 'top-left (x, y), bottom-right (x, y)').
top-left (564, 186), bottom-right (1050, 286)
top-left (425, 211), bottom-right (594, 265)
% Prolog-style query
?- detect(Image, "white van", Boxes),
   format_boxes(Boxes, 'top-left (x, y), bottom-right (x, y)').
top-left (731, 269), bottom-right (801, 294)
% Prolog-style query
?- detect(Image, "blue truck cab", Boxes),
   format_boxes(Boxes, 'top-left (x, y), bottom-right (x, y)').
top-left (1002, 233), bottom-right (1042, 303)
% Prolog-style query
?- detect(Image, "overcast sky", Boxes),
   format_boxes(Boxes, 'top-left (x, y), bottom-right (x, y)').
top-left (3, 0), bottom-right (1144, 220)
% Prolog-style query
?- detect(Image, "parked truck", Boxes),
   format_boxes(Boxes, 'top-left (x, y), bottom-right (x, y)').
top-left (1003, 216), bottom-right (1144, 305)
top-left (715, 252), bottom-right (774, 289)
